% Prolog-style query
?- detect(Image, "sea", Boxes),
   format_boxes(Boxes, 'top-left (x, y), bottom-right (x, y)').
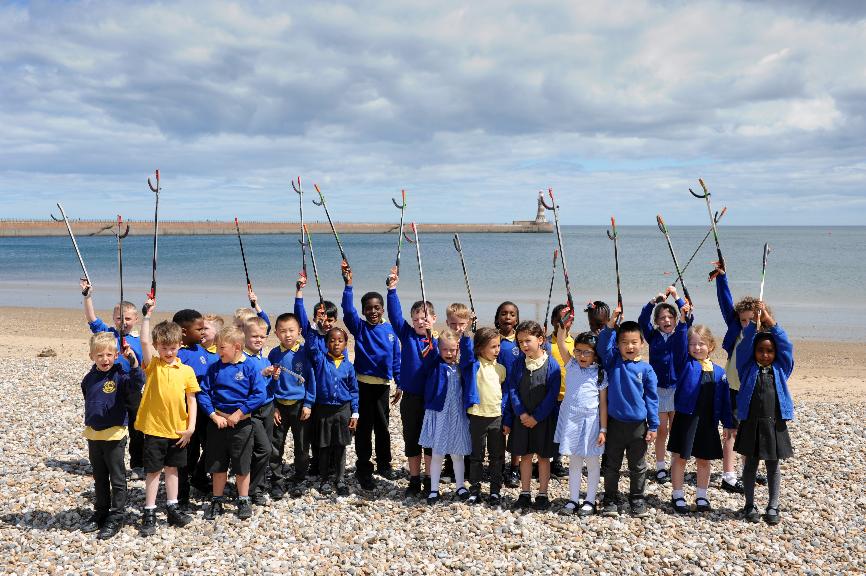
top-left (1, 226), bottom-right (864, 342)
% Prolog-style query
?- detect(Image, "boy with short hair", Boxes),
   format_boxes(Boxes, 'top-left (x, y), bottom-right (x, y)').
top-left (80, 332), bottom-right (143, 540)
top-left (598, 305), bottom-right (659, 518)
top-left (80, 278), bottom-right (145, 475)
top-left (386, 266), bottom-right (438, 497)
top-left (268, 313), bottom-right (316, 499)
top-left (243, 316), bottom-right (277, 505)
top-left (197, 326), bottom-right (268, 520)
top-left (341, 262), bottom-right (401, 490)
top-left (136, 302), bottom-right (200, 536)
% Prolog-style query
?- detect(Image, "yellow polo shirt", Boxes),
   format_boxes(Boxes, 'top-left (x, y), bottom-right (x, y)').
top-left (550, 334), bottom-right (574, 401)
top-left (135, 357), bottom-right (200, 439)
top-left (468, 359), bottom-right (507, 417)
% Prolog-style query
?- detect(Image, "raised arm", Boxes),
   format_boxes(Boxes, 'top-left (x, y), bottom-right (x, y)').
top-left (386, 286), bottom-right (409, 337)
top-left (638, 299), bottom-right (656, 342)
top-left (597, 326), bottom-right (618, 369)
top-left (341, 285), bottom-right (361, 336)
top-left (736, 322), bottom-right (757, 379)
top-left (671, 320), bottom-right (691, 376)
top-left (140, 298), bottom-right (154, 368)
top-left (554, 324), bottom-right (573, 363)
top-left (715, 269), bottom-right (736, 326)
top-left (81, 278), bottom-right (98, 324)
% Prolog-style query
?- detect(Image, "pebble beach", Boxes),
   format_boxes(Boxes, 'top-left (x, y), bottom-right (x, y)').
top-left (0, 308), bottom-right (864, 575)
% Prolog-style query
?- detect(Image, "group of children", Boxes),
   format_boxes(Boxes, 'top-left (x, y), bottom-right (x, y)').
top-left (77, 260), bottom-right (795, 539)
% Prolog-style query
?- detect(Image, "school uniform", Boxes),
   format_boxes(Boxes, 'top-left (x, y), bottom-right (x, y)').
top-left (306, 343), bottom-right (360, 485)
top-left (294, 296), bottom-right (329, 357)
top-left (716, 273), bottom-right (744, 425)
top-left (197, 357), bottom-right (268, 475)
top-left (88, 317), bottom-right (144, 469)
top-left (666, 322), bottom-right (734, 460)
top-left (555, 361), bottom-right (606, 458)
top-left (386, 287), bottom-right (439, 459)
top-left (503, 351), bottom-right (561, 459)
top-left (268, 343), bottom-right (316, 483)
top-left (244, 348), bottom-right (275, 497)
top-left (81, 364), bottom-right (143, 516)
top-left (342, 286), bottom-right (401, 479)
top-left (598, 327), bottom-right (659, 502)
top-left (463, 337), bottom-right (507, 494)
top-left (638, 298), bottom-right (688, 414)
top-left (177, 343), bottom-right (218, 501)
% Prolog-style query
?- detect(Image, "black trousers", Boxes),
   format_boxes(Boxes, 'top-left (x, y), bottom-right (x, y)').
top-left (88, 437), bottom-right (128, 512)
top-left (469, 415), bottom-right (504, 493)
top-left (127, 397), bottom-right (143, 469)
top-left (250, 401), bottom-right (275, 495)
top-left (603, 417), bottom-right (648, 501)
top-left (271, 401), bottom-right (312, 481)
top-left (355, 384), bottom-right (392, 477)
top-left (320, 444), bottom-right (347, 485)
top-left (178, 405), bottom-right (210, 501)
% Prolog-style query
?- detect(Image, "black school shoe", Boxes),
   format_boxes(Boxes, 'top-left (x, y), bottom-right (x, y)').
top-left (455, 487), bottom-right (471, 501)
top-left (601, 499), bottom-right (619, 517)
top-left (532, 494), bottom-right (551, 511)
top-left (764, 506), bottom-right (781, 525)
top-left (204, 497), bottom-right (224, 520)
top-left (695, 497), bottom-right (712, 513)
top-left (426, 491), bottom-right (441, 505)
top-left (671, 496), bottom-right (690, 515)
top-left (511, 493), bottom-right (532, 511)
top-left (741, 504), bottom-right (760, 523)
top-left (166, 504), bottom-right (192, 528)
top-left (81, 510), bottom-right (107, 533)
top-left (139, 508), bottom-right (157, 536)
top-left (252, 492), bottom-right (269, 507)
top-left (358, 475), bottom-right (376, 491)
top-left (550, 460), bottom-right (568, 478)
top-left (629, 498), bottom-right (649, 518)
top-left (721, 477), bottom-right (745, 494)
top-left (577, 501), bottom-right (597, 517)
top-left (237, 498), bottom-right (253, 520)
top-left (336, 483), bottom-right (350, 497)
top-left (487, 493), bottom-right (502, 507)
top-left (404, 477), bottom-right (422, 498)
top-left (96, 511), bottom-right (124, 540)
top-left (270, 482), bottom-right (286, 501)
top-left (422, 476), bottom-right (432, 497)
top-left (376, 467), bottom-right (398, 481)
top-left (654, 469), bottom-right (670, 484)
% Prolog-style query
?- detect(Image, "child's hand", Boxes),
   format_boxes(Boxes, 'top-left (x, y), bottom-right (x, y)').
top-left (525, 415), bottom-right (538, 428)
top-left (348, 416), bottom-right (358, 432)
top-left (386, 266), bottom-right (399, 289)
top-left (296, 273), bottom-right (307, 291)
top-left (667, 285), bottom-right (678, 300)
top-left (519, 413), bottom-right (532, 426)
top-left (680, 303), bottom-right (692, 322)
top-left (723, 428), bottom-right (736, 441)
top-left (211, 414), bottom-right (229, 429)
top-left (175, 427), bottom-right (194, 448)
top-left (654, 292), bottom-right (665, 304)
top-left (262, 365), bottom-right (278, 378)
top-left (122, 344), bottom-right (139, 368)
top-left (713, 261), bottom-right (726, 277)
top-left (80, 278), bottom-right (92, 297)
top-left (273, 409), bottom-right (282, 426)
top-left (755, 301), bottom-right (775, 328)
top-left (248, 287), bottom-right (258, 307)
top-left (390, 388), bottom-right (403, 405)
top-left (142, 298), bottom-right (155, 317)
top-left (608, 304), bottom-right (622, 328)
top-left (300, 407), bottom-right (311, 421)
top-left (502, 425), bottom-right (511, 436)
top-left (227, 410), bottom-right (243, 427)
top-left (341, 260), bottom-right (352, 285)
top-left (645, 430), bottom-right (657, 443)
top-left (596, 430), bottom-right (606, 447)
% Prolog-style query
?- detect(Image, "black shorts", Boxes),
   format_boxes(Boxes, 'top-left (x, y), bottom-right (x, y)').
top-left (142, 434), bottom-right (187, 473)
top-left (400, 392), bottom-right (431, 457)
top-left (207, 418), bottom-right (254, 475)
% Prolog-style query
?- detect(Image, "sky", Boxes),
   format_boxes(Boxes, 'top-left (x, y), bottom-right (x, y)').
top-left (1, 0), bottom-right (865, 225)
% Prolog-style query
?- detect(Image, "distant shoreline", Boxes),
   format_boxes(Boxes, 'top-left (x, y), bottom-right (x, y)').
top-left (0, 219), bottom-right (553, 236)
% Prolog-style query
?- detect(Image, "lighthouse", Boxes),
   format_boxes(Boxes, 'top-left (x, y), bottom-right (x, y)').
top-left (511, 192), bottom-right (553, 232)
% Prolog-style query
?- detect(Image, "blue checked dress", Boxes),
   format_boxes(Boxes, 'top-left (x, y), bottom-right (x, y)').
top-left (419, 363), bottom-right (472, 455)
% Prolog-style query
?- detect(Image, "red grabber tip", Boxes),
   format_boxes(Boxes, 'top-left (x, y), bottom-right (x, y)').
top-left (611, 216), bottom-right (616, 226)
top-left (314, 184), bottom-right (321, 193)
top-left (155, 169), bottom-right (159, 179)
top-left (234, 217), bottom-right (239, 224)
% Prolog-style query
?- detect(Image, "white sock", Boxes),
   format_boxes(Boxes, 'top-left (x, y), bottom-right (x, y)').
top-left (585, 456), bottom-right (601, 503)
top-left (430, 454), bottom-right (444, 494)
top-left (723, 471), bottom-right (737, 483)
top-left (672, 489), bottom-right (684, 500)
top-left (451, 454), bottom-right (466, 489)
top-left (568, 456), bottom-right (584, 503)
top-left (656, 460), bottom-right (666, 471)
top-left (696, 487), bottom-right (708, 499)
top-left (166, 499), bottom-right (178, 506)
top-left (144, 505), bottom-right (157, 510)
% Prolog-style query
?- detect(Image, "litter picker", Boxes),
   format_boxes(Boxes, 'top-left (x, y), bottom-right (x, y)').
top-left (234, 217), bottom-right (255, 307)
top-left (392, 189), bottom-right (408, 274)
top-left (301, 224), bottom-right (325, 305)
top-left (50, 203), bottom-right (91, 286)
top-left (666, 207), bottom-right (727, 287)
top-left (145, 170), bottom-right (160, 310)
top-left (756, 243), bottom-right (771, 331)
top-left (292, 177), bottom-right (307, 279)
top-left (410, 222), bottom-right (433, 355)
top-left (542, 249), bottom-right (559, 334)
top-left (113, 215), bottom-right (130, 346)
top-left (312, 184), bottom-right (349, 266)
top-left (607, 217), bottom-right (624, 315)
top-left (656, 214), bottom-right (693, 306)
top-left (689, 178), bottom-right (726, 281)
top-left (452, 233), bottom-right (476, 331)
top-left (539, 188), bottom-right (575, 327)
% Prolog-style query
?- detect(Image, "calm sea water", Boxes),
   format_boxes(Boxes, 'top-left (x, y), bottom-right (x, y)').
top-left (1, 226), bottom-right (864, 341)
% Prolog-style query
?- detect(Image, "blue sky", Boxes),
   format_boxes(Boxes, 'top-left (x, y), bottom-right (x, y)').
top-left (1, 1), bottom-right (865, 224)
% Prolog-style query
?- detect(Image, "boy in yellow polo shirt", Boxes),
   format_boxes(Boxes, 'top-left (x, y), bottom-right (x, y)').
top-left (548, 304), bottom-right (574, 478)
top-left (136, 300), bottom-right (199, 537)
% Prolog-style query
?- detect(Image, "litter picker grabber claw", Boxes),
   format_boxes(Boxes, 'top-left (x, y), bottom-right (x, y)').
top-left (689, 178), bottom-right (726, 281)
top-left (301, 224), bottom-right (325, 305)
top-left (292, 176), bottom-right (307, 279)
top-left (542, 249), bottom-right (559, 334)
top-left (756, 243), bottom-right (771, 331)
top-left (113, 215), bottom-right (130, 347)
top-left (452, 233), bottom-right (477, 331)
top-left (410, 222), bottom-right (434, 356)
top-left (657, 214), bottom-right (693, 307)
top-left (312, 184), bottom-right (349, 266)
top-left (667, 207), bottom-right (727, 287)
top-left (145, 169), bottom-right (160, 311)
top-left (539, 188), bottom-right (575, 327)
top-left (50, 203), bottom-right (91, 285)
top-left (234, 217), bottom-right (255, 307)
top-left (607, 217), bottom-right (624, 315)
top-left (392, 190), bottom-right (408, 276)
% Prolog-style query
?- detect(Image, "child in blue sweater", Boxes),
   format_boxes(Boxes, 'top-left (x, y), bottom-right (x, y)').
top-left (599, 306), bottom-right (659, 518)
top-left (638, 286), bottom-right (689, 484)
top-left (667, 306), bottom-right (735, 514)
top-left (494, 301), bottom-right (522, 488)
top-left (198, 325), bottom-right (268, 520)
top-left (268, 313), bottom-right (316, 499)
top-left (342, 262), bottom-right (400, 490)
top-left (734, 303), bottom-right (794, 525)
top-left (295, 273), bottom-right (340, 357)
top-left (80, 333), bottom-right (143, 540)
top-left (307, 327), bottom-right (360, 496)
top-left (386, 267), bottom-right (438, 497)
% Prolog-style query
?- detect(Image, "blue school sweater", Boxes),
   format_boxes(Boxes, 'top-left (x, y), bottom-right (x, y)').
top-left (197, 357), bottom-right (268, 417)
top-left (342, 286), bottom-right (401, 385)
top-left (735, 323), bottom-right (795, 422)
top-left (81, 364), bottom-right (144, 431)
top-left (638, 297), bottom-right (689, 389)
top-left (670, 322), bottom-right (734, 428)
top-left (461, 336), bottom-right (508, 416)
top-left (306, 344), bottom-right (359, 414)
top-left (417, 335), bottom-right (479, 412)
top-left (387, 288), bottom-right (439, 396)
top-left (268, 343), bottom-right (316, 408)
top-left (243, 348), bottom-right (274, 404)
top-left (497, 336), bottom-right (520, 377)
top-left (716, 273), bottom-right (743, 358)
top-left (502, 349), bottom-right (561, 429)
top-left (88, 318), bottom-right (143, 373)
top-left (598, 327), bottom-right (660, 431)
top-left (178, 343), bottom-right (215, 382)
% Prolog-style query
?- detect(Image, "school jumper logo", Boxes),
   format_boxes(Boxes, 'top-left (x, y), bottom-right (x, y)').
top-left (200, 357), bottom-right (207, 365)
top-left (636, 373), bottom-right (643, 384)
top-left (234, 372), bottom-right (245, 381)
top-left (102, 381), bottom-right (116, 394)
top-left (388, 333), bottom-right (395, 342)
top-left (512, 348), bottom-right (519, 357)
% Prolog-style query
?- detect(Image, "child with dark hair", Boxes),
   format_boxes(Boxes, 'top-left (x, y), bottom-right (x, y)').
top-left (494, 301), bottom-right (521, 488)
top-left (638, 286), bottom-right (690, 484)
top-left (734, 303), bottom-right (794, 525)
top-left (295, 273), bottom-right (340, 357)
top-left (342, 262), bottom-right (400, 491)
top-left (504, 320), bottom-right (561, 512)
top-left (386, 267), bottom-right (439, 497)
top-left (598, 306), bottom-right (658, 518)
top-left (585, 301), bottom-right (611, 335)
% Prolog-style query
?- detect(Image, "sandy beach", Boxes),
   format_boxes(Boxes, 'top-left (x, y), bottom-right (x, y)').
top-left (0, 306), bottom-right (864, 574)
